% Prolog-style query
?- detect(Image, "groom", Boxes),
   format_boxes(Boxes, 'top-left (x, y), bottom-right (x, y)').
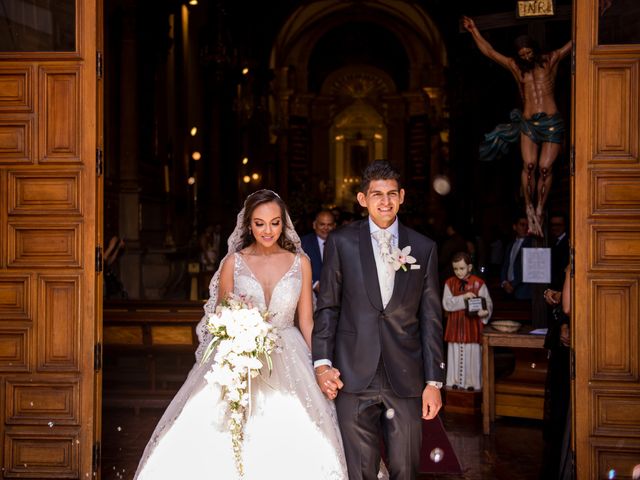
top-left (313, 160), bottom-right (445, 480)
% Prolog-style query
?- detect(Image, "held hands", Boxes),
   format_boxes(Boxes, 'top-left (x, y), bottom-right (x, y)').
top-left (478, 309), bottom-right (489, 318)
top-left (315, 366), bottom-right (344, 400)
top-left (421, 385), bottom-right (442, 420)
top-left (463, 292), bottom-right (476, 300)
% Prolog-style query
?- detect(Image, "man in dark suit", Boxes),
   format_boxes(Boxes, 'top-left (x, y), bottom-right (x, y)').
top-left (548, 212), bottom-right (570, 291)
top-left (500, 214), bottom-right (533, 300)
top-left (312, 160), bottom-right (445, 480)
top-left (300, 209), bottom-right (336, 293)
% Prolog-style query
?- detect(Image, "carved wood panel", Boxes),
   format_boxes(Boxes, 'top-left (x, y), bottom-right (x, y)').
top-left (7, 222), bottom-right (82, 268)
top-left (39, 68), bottom-right (80, 164)
top-left (590, 278), bottom-right (638, 381)
top-left (0, 0), bottom-right (99, 477)
top-left (3, 430), bottom-right (78, 478)
top-left (0, 118), bottom-right (33, 164)
top-left (5, 380), bottom-right (79, 425)
top-left (0, 329), bottom-right (30, 372)
top-left (590, 438), bottom-right (640, 480)
top-left (37, 276), bottom-right (80, 371)
top-left (591, 170), bottom-right (640, 216)
top-left (0, 275), bottom-right (31, 319)
top-left (8, 170), bottom-right (81, 215)
top-left (592, 388), bottom-right (640, 437)
top-left (590, 224), bottom-right (640, 271)
top-left (0, 67), bottom-right (33, 112)
top-left (593, 61), bottom-right (639, 161)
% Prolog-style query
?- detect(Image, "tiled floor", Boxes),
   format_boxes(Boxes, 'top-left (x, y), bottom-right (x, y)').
top-left (101, 407), bottom-right (544, 480)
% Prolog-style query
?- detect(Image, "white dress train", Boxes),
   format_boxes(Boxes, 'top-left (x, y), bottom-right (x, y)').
top-left (134, 253), bottom-right (348, 479)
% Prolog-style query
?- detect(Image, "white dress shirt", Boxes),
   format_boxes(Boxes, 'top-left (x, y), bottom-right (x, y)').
top-left (369, 217), bottom-right (399, 308)
top-left (316, 235), bottom-right (325, 261)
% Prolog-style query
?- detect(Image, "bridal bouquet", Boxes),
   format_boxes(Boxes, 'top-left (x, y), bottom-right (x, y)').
top-left (202, 293), bottom-right (278, 477)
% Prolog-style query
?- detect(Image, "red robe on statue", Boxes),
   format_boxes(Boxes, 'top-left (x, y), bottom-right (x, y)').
top-left (443, 274), bottom-right (486, 344)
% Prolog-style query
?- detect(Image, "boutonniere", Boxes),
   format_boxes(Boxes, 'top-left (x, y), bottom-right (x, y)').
top-left (389, 245), bottom-right (419, 271)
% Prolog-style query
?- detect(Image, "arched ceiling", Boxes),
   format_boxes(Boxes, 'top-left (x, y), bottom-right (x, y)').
top-left (270, 0), bottom-right (448, 92)
top-left (309, 22), bottom-right (408, 92)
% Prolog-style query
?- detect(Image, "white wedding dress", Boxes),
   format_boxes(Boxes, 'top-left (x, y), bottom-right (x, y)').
top-left (134, 253), bottom-right (348, 479)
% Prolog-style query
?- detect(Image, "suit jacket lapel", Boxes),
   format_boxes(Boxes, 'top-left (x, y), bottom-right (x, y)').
top-left (385, 222), bottom-right (410, 312)
top-left (359, 221), bottom-right (383, 311)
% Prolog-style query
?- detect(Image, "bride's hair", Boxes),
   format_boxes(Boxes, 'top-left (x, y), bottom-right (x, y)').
top-left (239, 189), bottom-right (297, 253)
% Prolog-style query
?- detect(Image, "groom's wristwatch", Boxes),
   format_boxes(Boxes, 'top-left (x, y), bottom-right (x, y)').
top-left (427, 381), bottom-right (443, 389)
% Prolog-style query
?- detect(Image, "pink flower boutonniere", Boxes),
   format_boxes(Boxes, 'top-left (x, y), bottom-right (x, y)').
top-left (389, 245), bottom-right (418, 271)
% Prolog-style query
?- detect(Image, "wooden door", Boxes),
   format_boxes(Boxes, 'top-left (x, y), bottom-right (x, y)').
top-left (574, 0), bottom-right (640, 478)
top-left (0, 0), bottom-right (101, 478)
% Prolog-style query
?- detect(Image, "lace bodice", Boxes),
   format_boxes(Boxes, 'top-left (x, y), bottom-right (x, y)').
top-left (234, 253), bottom-right (301, 329)
top-left (195, 252), bottom-right (301, 361)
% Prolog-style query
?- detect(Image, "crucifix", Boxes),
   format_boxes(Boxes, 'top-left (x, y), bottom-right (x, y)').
top-left (461, 7), bottom-right (572, 238)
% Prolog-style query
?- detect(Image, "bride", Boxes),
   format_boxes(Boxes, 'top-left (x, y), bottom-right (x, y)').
top-left (134, 189), bottom-right (348, 479)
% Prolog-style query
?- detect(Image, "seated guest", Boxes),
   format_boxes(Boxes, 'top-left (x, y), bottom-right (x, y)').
top-left (301, 210), bottom-right (336, 293)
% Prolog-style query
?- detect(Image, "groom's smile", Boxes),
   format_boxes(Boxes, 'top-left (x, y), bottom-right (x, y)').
top-left (357, 179), bottom-right (405, 229)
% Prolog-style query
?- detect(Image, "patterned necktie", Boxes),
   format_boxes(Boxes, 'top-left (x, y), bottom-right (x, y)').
top-left (373, 229), bottom-right (392, 256)
top-left (372, 229), bottom-right (394, 307)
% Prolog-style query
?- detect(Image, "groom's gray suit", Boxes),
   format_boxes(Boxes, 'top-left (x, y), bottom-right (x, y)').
top-left (313, 218), bottom-right (444, 480)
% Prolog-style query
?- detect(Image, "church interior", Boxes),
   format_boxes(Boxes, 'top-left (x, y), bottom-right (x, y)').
top-left (98, 0), bottom-right (579, 478)
top-left (4, 0), bottom-right (640, 479)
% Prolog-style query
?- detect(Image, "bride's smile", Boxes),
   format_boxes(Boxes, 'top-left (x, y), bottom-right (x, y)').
top-left (249, 201), bottom-right (283, 250)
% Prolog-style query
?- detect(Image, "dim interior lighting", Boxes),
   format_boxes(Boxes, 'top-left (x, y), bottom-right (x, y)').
top-left (374, 133), bottom-right (383, 140)
top-left (243, 175), bottom-right (251, 183)
top-left (188, 0), bottom-right (198, 5)
top-left (433, 174), bottom-right (451, 195)
top-left (187, 176), bottom-right (196, 185)
top-left (335, 135), bottom-right (344, 141)
top-left (190, 127), bottom-right (197, 136)
top-left (242, 67), bottom-right (249, 75)
top-left (242, 157), bottom-right (249, 165)
top-left (251, 173), bottom-right (260, 180)
top-left (192, 151), bottom-right (201, 161)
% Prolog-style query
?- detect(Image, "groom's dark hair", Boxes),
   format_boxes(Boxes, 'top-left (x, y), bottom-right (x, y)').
top-left (360, 160), bottom-right (401, 193)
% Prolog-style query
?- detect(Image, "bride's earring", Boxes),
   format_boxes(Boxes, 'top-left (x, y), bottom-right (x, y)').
top-left (248, 227), bottom-right (252, 236)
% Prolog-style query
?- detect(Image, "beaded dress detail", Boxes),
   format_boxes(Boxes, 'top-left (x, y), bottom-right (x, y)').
top-left (134, 252), bottom-right (348, 479)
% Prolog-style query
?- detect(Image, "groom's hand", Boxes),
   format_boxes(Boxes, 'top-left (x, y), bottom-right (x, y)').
top-left (421, 385), bottom-right (442, 420)
top-left (315, 366), bottom-right (344, 400)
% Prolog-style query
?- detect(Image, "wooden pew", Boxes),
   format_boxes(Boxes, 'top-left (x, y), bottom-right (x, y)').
top-left (103, 300), bottom-right (204, 412)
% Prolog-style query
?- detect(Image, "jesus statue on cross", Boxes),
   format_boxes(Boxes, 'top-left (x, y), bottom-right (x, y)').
top-left (463, 16), bottom-right (572, 237)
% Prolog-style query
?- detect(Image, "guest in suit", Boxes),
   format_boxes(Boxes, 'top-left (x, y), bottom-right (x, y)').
top-left (313, 160), bottom-right (445, 480)
top-left (548, 212), bottom-right (570, 291)
top-left (300, 210), bottom-right (336, 293)
top-left (500, 214), bottom-right (533, 300)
